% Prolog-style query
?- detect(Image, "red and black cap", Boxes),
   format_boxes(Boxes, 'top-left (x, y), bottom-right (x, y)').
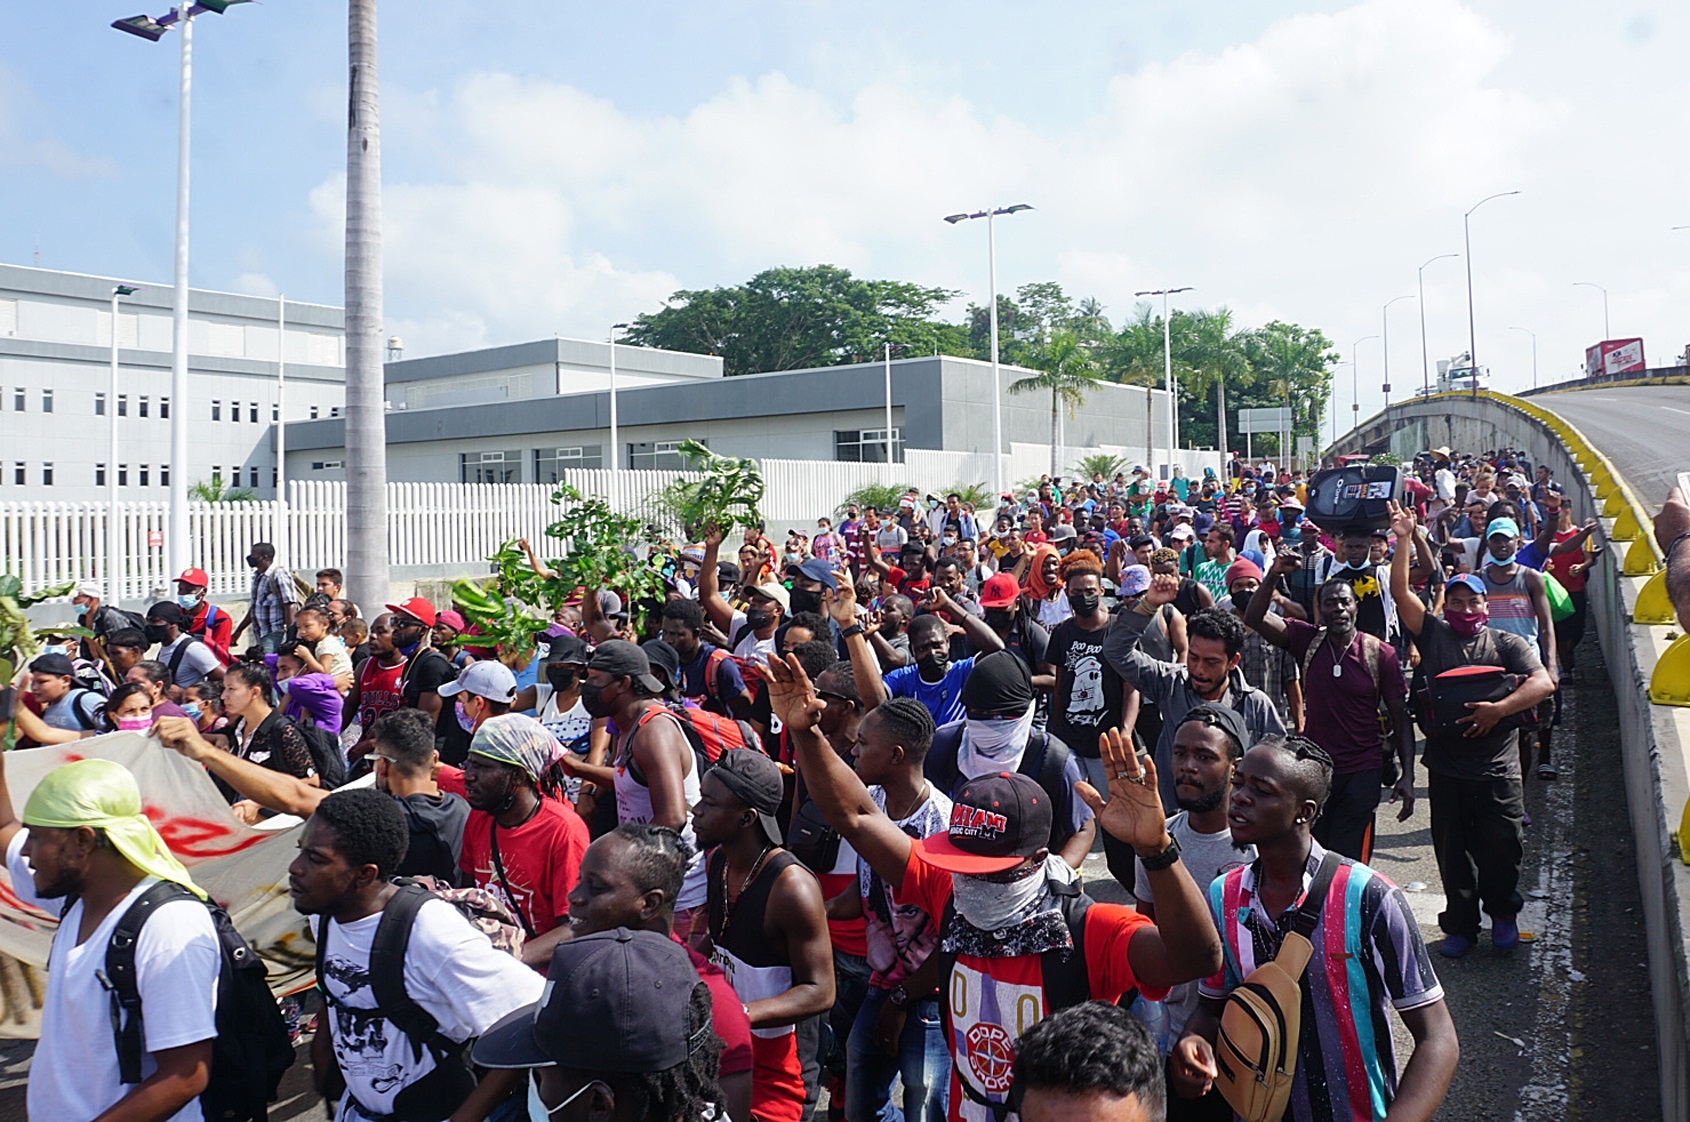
top-left (915, 771), bottom-right (1051, 875)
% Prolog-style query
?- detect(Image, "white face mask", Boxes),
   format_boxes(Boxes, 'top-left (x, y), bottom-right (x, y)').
top-left (529, 1072), bottom-right (599, 1119)
top-left (958, 704), bottom-right (1037, 779)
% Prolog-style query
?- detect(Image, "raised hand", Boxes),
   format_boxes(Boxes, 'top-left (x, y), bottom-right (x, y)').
top-left (1387, 500), bottom-right (1417, 540)
top-left (1074, 727), bottom-right (1171, 854)
top-left (1143, 572), bottom-right (1181, 609)
top-left (826, 575), bottom-right (858, 628)
top-left (765, 653), bottom-right (826, 734)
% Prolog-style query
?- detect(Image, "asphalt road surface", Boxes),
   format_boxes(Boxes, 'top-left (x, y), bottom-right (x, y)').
top-left (1535, 384), bottom-right (1690, 502)
top-left (0, 626), bottom-right (1661, 1121)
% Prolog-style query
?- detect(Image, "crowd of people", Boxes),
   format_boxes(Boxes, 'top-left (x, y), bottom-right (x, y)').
top-left (4, 447), bottom-right (1606, 1122)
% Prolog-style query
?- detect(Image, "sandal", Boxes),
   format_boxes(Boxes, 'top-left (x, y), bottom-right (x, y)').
top-left (1537, 763), bottom-right (1558, 781)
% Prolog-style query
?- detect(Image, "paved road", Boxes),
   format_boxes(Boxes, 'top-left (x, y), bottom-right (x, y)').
top-left (1535, 384), bottom-right (1690, 501)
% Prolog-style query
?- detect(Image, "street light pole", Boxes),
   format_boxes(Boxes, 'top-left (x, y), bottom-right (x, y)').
top-left (108, 285), bottom-right (137, 603)
top-left (1381, 295), bottom-right (1414, 409)
top-left (609, 322), bottom-right (628, 501)
top-left (275, 294), bottom-right (286, 565)
top-left (1417, 253), bottom-right (1458, 396)
top-left (1327, 360), bottom-right (1353, 452)
top-left (1509, 326), bottom-right (1538, 389)
top-left (1351, 335), bottom-right (1378, 434)
top-left (1463, 190), bottom-right (1520, 400)
top-left (1134, 286), bottom-right (1192, 477)
top-left (945, 204), bottom-right (1033, 496)
top-left (1572, 282), bottom-right (1610, 340)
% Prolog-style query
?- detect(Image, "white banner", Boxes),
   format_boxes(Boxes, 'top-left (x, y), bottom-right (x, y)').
top-left (0, 732), bottom-right (321, 1038)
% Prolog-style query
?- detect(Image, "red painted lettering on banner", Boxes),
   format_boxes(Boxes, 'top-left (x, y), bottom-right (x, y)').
top-left (142, 804), bottom-right (268, 859)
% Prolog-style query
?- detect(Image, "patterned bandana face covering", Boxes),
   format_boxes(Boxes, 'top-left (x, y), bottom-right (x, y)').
top-left (944, 855), bottom-right (1077, 959)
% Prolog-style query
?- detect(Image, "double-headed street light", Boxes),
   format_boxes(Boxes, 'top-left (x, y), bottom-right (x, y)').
top-left (1381, 295), bottom-right (1415, 408)
top-left (1463, 190), bottom-right (1520, 400)
top-left (1417, 253), bottom-right (1458, 396)
top-left (1572, 281), bottom-right (1610, 341)
top-left (113, 0), bottom-right (252, 580)
top-left (945, 204), bottom-right (1033, 496)
top-left (1134, 286), bottom-right (1193, 476)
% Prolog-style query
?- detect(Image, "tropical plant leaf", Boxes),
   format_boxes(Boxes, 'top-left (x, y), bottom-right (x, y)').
top-left (836, 482), bottom-right (914, 518)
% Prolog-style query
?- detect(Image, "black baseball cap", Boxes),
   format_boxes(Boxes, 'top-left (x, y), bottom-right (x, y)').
top-left (1175, 702), bottom-right (1249, 756)
top-left (640, 639), bottom-right (681, 694)
top-left (709, 748), bottom-right (785, 844)
top-left (587, 639), bottom-right (665, 695)
top-left (28, 653), bottom-right (76, 678)
top-left (473, 927), bottom-right (706, 1072)
top-left (543, 633), bottom-right (589, 666)
top-left (915, 772), bottom-right (1052, 875)
top-left (146, 601), bottom-right (187, 627)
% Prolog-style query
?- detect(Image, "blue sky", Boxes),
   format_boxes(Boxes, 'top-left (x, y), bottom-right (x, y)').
top-left (5, 1), bottom-right (1688, 429)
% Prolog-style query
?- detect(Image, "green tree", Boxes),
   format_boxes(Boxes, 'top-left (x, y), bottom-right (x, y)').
top-left (624, 265), bottom-right (960, 375)
top-left (1010, 329), bottom-right (1106, 476)
top-left (1175, 308), bottom-right (1252, 454)
top-left (189, 478), bottom-right (258, 503)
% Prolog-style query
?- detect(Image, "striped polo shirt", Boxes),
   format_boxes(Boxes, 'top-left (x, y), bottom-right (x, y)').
top-left (1200, 842), bottom-right (1444, 1122)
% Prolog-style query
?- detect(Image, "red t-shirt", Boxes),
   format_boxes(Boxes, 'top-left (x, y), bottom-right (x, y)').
top-left (1022, 531), bottom-right (1049, 546)
top-left (1546, 528), bottom-right (1588, 593)
top-left (458, 799), bottom-right (589, 945)
top-left (894, 850), bottom-right (1165, 1122)
top-left (186, 602), bottom-right (235, 666)
top-left (681, 938), bottom-right (755, 1077)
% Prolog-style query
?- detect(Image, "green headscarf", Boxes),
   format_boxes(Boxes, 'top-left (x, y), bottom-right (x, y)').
top-left (21, 759), bottom-right (206, 899)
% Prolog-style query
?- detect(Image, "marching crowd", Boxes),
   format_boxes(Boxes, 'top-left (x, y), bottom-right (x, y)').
top-left (4, 449), bottom-right (1606, 1122)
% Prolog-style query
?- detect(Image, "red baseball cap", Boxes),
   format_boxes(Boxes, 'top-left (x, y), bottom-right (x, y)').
top-left (385, 597), bottom-right (438, 628)
top-left (978, 572), bottom-right (1020, 610)
top-left (915, 772), bottom-right (1053, 875)
top-left (175, 568), bottom-right (209, 588)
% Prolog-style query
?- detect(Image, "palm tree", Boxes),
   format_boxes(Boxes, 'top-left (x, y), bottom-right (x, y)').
top-left (189, 477), bottom-right (258, 503)
top-left (344, 0), bottom-right (388, 605)
top-left (1010, 330), bottom-right (1105, 476)
top-left (1178, 309), bottom-right (1251, 454)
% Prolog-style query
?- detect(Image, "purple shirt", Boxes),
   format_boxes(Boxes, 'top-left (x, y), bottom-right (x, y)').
top-left (1281, 619), bottom-right (1405, 774)
top-left (280, 671), bottom-right (344, 735)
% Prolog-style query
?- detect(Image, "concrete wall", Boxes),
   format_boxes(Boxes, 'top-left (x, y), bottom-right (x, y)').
top-left (1336, 395), bottom-right (1690, 1119)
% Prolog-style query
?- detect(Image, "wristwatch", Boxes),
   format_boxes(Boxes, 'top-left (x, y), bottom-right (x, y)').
top-left (840, 623), bottom-right (866, 639)
top-left (1139, 835), bottom-right (1183, 871)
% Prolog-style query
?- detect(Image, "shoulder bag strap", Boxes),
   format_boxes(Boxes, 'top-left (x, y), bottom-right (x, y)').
top-left (488, 825), bottom-right (538, 939)
top-left (1298, 627), bottom-right (1329, 683)
top-left (103, 881), bottom-right (194, 1085)
top-left (367, 883), bottom-right (452, 1059)
top-left (1274, 852), bottom-right (1343, 980)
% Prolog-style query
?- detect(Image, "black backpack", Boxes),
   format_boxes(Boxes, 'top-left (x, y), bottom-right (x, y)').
top-left (314, 881), bottom-right (480, 1121)
top-left (934, 881), bottom-right (1096, 1122)
top-left (95, 881), bottom-right (295, 1122)
top-left (925, 723), bottom-right (1076, 853)
top-left (287, 715), bottom-right (348, 790)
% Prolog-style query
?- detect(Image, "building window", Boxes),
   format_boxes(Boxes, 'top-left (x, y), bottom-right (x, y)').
top-left (834, 427), bottom-right (905, 464)
top-left (138, 395), bottom-right (149, 418)
top-left (627, 440), bottom-right (700, 472)
top-left (117, 394), bottom-right (128, 417)
top-left (41, 462), bottom-right (52, 486)
top-left (248, 466), bottom-right (258, 488)
top-left (12, 462), bottom-right (23, 485)
top-left (330, 406), bottom-right (342, 418)
top-left (271, 402), bottom-right (280, 422)
top-left (211, 399), bottom-right (221, 421)
top-left (459, 450), bottom-right (522, 484)
top-left (160, 464), bottom-right (170, 487)
top-left (534, 445), bottom-right (604, 482)
top-left (310, 460), bottom-right (343, 471)
top-left (249, 402), bottom-right (258, 423)
top-left (160, 396), bottom-right (170, 419)
top-left (41, 389), bottom-right (53, 413)
top-left (309, 405), bottom-right (320, 419)
top-left (272, 467), bottom-right (278, 488)
top-left (211, 466), bottom-right (222, 484)
top-left (95, 392), bottom-right (106, 416)
top-left (12, 389), bottom-right (24, 412)
top-left (229, 402), bottom-right (240, 424)
top-left (138, 465), bottom-right (150, 487)
top-left (117, 464), bottom-right (127, 487)
top-left (95, 463), bottom-right (107, 486)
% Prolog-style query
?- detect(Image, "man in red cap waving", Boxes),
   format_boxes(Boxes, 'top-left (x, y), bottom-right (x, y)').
top-left (174, 568), bottom-right (234, 666)
top-left (767, 655), bottom-right (1221, 1122)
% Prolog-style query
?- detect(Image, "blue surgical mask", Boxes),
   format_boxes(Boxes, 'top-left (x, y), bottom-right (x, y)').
top-left (456, 699), bottom-right (476, 733)
top-left (182, 703), bottom-right (204, 721)
top-left (176, 594), bottom-right (200, 610)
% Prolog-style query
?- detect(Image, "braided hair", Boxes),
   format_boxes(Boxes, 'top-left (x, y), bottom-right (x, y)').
top-left (1252, 734), bottom-right (1335, 815)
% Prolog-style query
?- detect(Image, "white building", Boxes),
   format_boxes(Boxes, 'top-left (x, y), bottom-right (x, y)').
top-left (0, 263), bottom-right (345, 502)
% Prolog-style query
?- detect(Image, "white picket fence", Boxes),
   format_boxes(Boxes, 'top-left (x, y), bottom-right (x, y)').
top-left (1, 444), bottom-right (1222, 603)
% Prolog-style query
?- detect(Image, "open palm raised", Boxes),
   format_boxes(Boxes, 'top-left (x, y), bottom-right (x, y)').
top-left (1074, 728), bottom-right (1172, 854)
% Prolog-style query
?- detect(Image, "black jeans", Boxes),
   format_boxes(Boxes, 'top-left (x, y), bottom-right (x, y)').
top-left (1428, 769), bottom-right (1525, 937)
top-left (1312, 768), bottom-right (1382, 862)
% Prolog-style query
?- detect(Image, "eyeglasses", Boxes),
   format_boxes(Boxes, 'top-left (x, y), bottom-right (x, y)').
top-left (817, 689), bottom-right (857, 709)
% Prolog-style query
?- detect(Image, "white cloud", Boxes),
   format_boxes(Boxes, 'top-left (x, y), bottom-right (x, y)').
top-left (0, 66), bottom-right (114, 179)
top-left (299, 0), bottom-right (1690, 421)
top-left (232, 272), bottom-right (280, 298)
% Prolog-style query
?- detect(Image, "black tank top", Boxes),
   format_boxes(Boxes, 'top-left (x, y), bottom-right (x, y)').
top-left (708, 847), bottom-right (803, 966)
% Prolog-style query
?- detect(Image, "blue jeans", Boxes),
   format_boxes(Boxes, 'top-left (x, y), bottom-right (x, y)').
top-left (844, 986), bottom-right (950, 1122)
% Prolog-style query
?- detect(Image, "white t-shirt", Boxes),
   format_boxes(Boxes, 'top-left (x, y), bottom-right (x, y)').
top-left (157, 634), bottom-right (223, 689)
top-left (313, 897), bottom-right (543, 1122)
top-left (312, 634), bottom-right (355, 683)
top-left (875, 525), bottom-right (909, 554)
top-left (8, 833), bottom-right (220, 1122)
top-left (727, 610), bottom-right (777, 666)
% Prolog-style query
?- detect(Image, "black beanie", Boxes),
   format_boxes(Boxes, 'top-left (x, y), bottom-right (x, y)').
top-left (960, 650), bottom-right (1035, 716)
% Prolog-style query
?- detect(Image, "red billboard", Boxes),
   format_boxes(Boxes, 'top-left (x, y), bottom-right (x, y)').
top-left (1585, 338), bottom-right (1646, 378)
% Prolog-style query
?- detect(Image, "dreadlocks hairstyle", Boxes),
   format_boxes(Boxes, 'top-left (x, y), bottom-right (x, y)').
top-left (1058, 549), bottom-right (1103, 581)
top-left (554, 982), bottom-right (722, 1122)
top-left (1253, 734), bottom-right (1335, 815)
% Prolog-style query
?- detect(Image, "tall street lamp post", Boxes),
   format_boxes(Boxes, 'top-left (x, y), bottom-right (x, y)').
top-left (1134, 286), bottom-right (1192, 476)
top-left (1417, 253), bottom-right (1458, 396)
top-left (1351, 336), bottom-right (1378, 433)
top-left (108, 284), bottom-right (138, 602)
top-left (1572, 282), bottom-right (1610, 340)
top-left (1381, 295), bottom-right (1414, 409)
top-left (113, 0), bottom-right (252, 580)
top-left (1327, 360), bottom-right (1353, 453)
top-left (608, 322), bottom-right (629, 501)
top-left (945, 204), bottom-right (1033, 496)
top-left (1463, 190), bottom-right (1520, 400)
top-left (1509, 326), bottom-right (1538, 390)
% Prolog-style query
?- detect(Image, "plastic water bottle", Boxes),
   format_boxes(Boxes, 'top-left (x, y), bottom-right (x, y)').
top-left (1127, 993), bottom-right (1174, 1054)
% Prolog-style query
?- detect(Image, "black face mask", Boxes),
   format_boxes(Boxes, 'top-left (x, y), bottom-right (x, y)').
top-left (917, 652), bottom-right (950, 679)
top-left (1067, 591), bottom-right (1101, 616)
top-left (579, 681), bottom-right (615, 718)
top-left (245, 555), bottom-right (260, 567)
top-left (145, 624), bottom-right (170, 645)
top-left (789, 588), bottom-right (824, 616)
top-left (746, 609), bottom-right (774, 631)
top-left (546, 667), bottom-right (578, 693)
top-left (985, 608), bottom-right (1014, 630)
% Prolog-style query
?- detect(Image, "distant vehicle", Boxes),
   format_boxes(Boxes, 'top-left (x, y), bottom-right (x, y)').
top-left (1585, 338), bottom-right (1646, 378)
top-left (1432, 353), bottom-right (1485, 393)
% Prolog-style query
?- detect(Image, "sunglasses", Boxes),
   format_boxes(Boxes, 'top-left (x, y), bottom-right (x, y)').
top-left (817, 689), bottom-right (857, 709)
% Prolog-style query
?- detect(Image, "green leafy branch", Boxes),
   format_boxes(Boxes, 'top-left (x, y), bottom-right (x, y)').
top-left (656, 440), bottom-right (765, 539)
top-left (1, 576), bottom-right (87, 752)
